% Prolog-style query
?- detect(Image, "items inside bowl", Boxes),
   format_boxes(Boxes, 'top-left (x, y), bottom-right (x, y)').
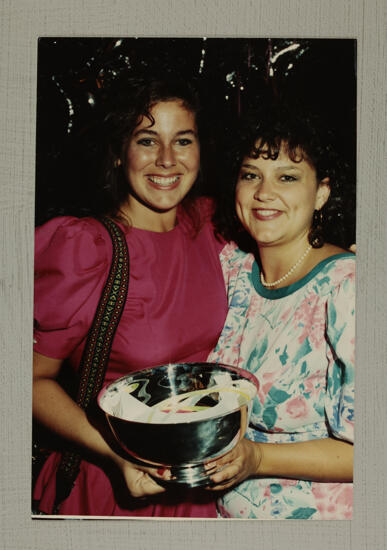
top-left (100, 372), bottom-right (256, 424)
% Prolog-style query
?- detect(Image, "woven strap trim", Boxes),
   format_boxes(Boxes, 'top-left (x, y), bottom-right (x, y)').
top-left (55, 217), bottom-right (129, 508)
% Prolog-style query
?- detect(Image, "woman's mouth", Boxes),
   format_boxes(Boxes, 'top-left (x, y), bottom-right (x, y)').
top-left (253, 209), bottom-right (282, 221)
top-left (147, 175), bottom-right (181, 189)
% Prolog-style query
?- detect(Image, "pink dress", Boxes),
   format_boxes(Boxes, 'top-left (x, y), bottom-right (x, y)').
top-left (33, 200), bottom-right (228, 517)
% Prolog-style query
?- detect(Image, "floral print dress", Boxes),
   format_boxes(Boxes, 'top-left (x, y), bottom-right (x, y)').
top-left (208, 243), bottom-right (355, 520)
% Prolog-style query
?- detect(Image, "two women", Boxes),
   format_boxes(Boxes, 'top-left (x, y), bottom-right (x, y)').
top-left (33, 76), bottom-right (354, 520)
top-left (208, 106), bottom-right (354, 519)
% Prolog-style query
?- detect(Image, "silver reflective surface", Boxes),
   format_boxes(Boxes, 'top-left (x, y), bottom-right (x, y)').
top-left (98, 362), bottom-right (258, 487)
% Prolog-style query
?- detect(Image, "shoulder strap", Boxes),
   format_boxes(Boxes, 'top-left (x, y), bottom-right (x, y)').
top-left (54, 217), bottom-right (129, 512)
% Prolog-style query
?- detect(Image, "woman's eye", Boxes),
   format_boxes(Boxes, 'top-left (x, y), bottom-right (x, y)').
top-left (176, 138), bottom-right (193, 146)
top-left (240, 172), bottom-right (258, 181)
top-left (280, 174), bottom-right (297, 182)
top-left (137, 138), bottom-right (155, 146)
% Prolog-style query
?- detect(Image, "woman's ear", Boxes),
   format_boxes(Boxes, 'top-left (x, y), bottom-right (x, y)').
top-left (315, 177), bottom-right (331, 210)
top-left (114, 158), bottom-right (122, 168)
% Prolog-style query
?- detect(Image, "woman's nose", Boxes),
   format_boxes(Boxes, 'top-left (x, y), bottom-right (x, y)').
top-left (156, 145), bottom-right (176, 168)
top-left (254, 177), bottom-right (275, 201)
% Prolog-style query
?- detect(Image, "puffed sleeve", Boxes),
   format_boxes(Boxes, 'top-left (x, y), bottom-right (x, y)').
top-left (325, 263), bottom-right (355, 443)
top-left (33, 217), bottom-right (112, 359)
top-left (218, 242), bottom-right (254, 303)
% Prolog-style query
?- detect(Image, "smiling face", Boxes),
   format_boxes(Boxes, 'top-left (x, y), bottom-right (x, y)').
top-left (235, 143), bottom-right (330, 250)
top-left (121, 100), bottom-right (200, 230)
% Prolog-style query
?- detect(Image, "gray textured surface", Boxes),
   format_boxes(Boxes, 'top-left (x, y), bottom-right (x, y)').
top-left (0, 1), bottom-right (386, 549)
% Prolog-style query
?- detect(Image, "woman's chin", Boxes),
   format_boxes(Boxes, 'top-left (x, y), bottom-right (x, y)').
top-left (252, 234), bottom-right (281, 248)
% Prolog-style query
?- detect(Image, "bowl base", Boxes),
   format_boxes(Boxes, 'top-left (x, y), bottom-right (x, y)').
top-left (153, 463), bottom-right (214, 488)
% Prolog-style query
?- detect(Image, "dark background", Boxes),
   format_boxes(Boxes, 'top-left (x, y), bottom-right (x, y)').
top-left (35, 37), bottom-right (356, 242)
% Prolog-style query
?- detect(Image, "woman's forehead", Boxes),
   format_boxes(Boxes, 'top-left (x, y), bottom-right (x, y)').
top-left (136, 100), bottom-right (196, 130)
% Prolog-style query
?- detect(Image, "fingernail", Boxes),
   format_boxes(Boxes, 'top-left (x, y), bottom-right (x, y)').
top-left (157, 467), bottom-right (166, 476)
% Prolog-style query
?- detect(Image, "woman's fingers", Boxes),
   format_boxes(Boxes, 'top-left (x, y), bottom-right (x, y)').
top-left (119, 460), bottom-right (167, 497)
top-left (136, 472), bottom-right (166, 496)
top-left (209, 463), bottom-right (241, 489)
top-left (206, 439), bottom-right (263, 491)
top-left (139, 465), bottom-right (172, 484)
top-left (205, 452), bottom-right (244, 491)
top-left (205, 448), bottom-right (237, 471)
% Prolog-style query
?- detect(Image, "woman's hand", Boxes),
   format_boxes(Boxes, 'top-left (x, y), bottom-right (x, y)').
top-left (113, 456), bottom-right (169, 498)
top-left (205, 436), bottom-right (353, 491)
top-left (206, 438), bottom-right (262, 491)
top-left (206, 437), bottom-right (353, 490)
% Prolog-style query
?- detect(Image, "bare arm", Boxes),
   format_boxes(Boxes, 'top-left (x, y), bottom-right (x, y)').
top-left (33, 351), bottom-right (166, 497)
top-left (33, 352), bottom-right (111, 456)
top-left (207, 436), bottom-right (353, 491)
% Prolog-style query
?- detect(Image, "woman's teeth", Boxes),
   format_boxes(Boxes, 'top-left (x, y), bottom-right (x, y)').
top-left (148, 175), bottom-right (180, 186)
top-left (258, 209), bottom-right (279, 216)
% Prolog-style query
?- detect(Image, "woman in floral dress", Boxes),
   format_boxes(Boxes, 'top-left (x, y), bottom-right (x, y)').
top-left (207, 105), bottom-right (354, 520)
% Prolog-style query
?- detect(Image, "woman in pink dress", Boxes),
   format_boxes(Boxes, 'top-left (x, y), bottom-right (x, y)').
top-left (32, 77), bottom-right (228, 516)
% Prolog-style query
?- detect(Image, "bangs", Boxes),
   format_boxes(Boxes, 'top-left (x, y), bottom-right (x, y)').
top-left (249, 138), bottom-right (309, 165)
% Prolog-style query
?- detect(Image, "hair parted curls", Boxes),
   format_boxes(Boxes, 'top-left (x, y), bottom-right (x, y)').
top-left (214, 100), bottom-right (355, 251)
top-left (87, 75), bottom-right (209, 232)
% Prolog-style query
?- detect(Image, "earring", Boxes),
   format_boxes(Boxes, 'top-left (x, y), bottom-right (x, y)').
top-left (114, 158), bottom-right (121, 168)
top-left (308, 209), bottom-right (324, 248)
top-left (314, 209), bottom-right (323, 226)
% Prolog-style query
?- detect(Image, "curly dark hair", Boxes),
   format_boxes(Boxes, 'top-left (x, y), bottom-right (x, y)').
top-left (88, 75), bottom-right (209, 229)
top-left (214, 101), bottom-right (356, 251)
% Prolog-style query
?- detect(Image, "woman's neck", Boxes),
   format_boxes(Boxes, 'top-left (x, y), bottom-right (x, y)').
top-left (119, 200), bottom-right (178, 233)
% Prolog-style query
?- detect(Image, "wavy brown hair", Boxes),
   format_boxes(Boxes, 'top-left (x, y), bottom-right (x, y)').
top-left (90, 76), bottom-right (209, 231)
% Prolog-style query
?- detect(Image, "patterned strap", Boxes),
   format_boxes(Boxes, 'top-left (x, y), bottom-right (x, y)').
top-left (54, 217), bottom-right (129, 511)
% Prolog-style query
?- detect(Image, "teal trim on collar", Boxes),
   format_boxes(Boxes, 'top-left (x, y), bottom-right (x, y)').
top-left (251, 253), bottom-right (354, 300)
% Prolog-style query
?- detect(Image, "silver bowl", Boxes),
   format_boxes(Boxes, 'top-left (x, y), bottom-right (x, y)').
top-left (98, 362), bottom-right (258, 487)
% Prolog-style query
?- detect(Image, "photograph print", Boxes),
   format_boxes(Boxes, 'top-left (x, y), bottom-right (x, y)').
top-left (32, 37), bottom-right (356, 520)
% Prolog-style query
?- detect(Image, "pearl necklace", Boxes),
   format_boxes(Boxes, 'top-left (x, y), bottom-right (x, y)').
top-left (260, 244), bottom-right (313, 288)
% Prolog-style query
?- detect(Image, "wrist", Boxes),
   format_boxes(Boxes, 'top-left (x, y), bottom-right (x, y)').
top-left (109, 451), bottom-right (141, 475)
top-left (253, 442), bottom-right (263, 475)
top-left (108, 450), bottom-right (127, 467)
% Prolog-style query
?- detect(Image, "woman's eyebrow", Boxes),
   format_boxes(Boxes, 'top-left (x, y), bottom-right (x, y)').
top-left (175, 129), bottom-right (197, 136)
top-left (241, 163), bottom-right (259, 170)
top-left (133, 128), bottom-right (197, 137)
top-left (274, 165), bottom-right (302, 171)
top-left (132, 128), bottom-right (158, 137)
top-left (241, 163), bottom-right (303, 171)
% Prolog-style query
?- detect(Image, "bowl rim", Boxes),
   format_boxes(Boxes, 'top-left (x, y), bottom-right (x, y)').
top-left (97, 361), bottom-right (258, 426)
